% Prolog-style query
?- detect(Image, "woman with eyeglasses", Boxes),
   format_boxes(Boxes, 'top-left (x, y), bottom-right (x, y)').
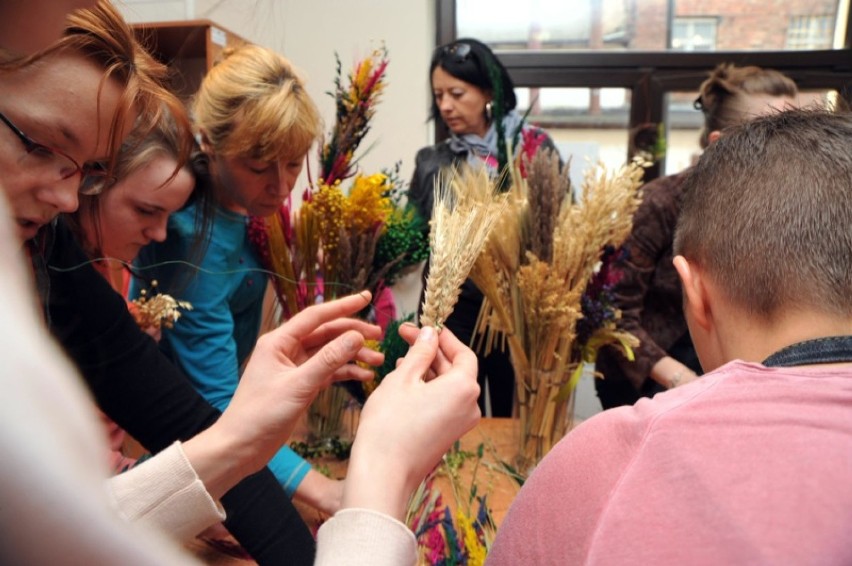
top-left (408, 38), bottom-right (560, 417)
top-left (593, 63), bottom-right (798, 409)
top-left (0, 3), bottom-right (329, 563)
top-left (1, 5), bottom-right (483, 566)
top-left (133, 43), bottom-right (350, 516)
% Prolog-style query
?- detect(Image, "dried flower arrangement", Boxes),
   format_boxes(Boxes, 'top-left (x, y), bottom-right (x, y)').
top-left (407, 442), bottom-right (498, 566)
top-left (249, 47), bottom-right (427, 316)
top-left (247, 48), bottom-right (428, 439)
top-left (469, 149), bottom-right (645, 470)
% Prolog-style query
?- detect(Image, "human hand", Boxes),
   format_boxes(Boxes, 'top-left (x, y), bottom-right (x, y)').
top-left (199, 293), bottom-right (384, 483)
top-left (142, 325), bottom-right (162, 342)
top-left (651, 356), bottom-right (698, 389)
top-left (669, 367), bottom-right (698, 388)
top-left (293, 470), bottom-right (345, 516)
top-left (342, 325), bottom-right (480, 520)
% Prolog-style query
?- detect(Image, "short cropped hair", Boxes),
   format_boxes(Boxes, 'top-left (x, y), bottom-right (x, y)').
top-left (193, 44), bottom-right (322, 163)
top-left (674, 109), bottom-right (852, 319)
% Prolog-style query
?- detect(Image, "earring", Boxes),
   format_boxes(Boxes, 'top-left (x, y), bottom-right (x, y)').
top-left (485, 101), bottom-right (493, 123)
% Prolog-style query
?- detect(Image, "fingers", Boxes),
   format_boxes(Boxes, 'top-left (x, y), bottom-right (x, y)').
top-left (437, 327), bottom-right (476, 369)
top-left (398, 322), bottom-right (419, 343)
top-left (355, 346), bottom-right (384, 367)
top-left (399, 323), bottom-right (454, 375)
top-left (281, 292), bottom-right (373, 340)
top-left (302, 317), bottom-right (382, 351)
top-left (330, 363), bottom-right (375, 383)
top-left (296, 329), bottom-right (366, 388)
top-left (394, 326), bottom-right (439, 382)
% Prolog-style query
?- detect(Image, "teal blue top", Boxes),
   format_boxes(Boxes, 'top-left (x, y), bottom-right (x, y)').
top-left (132, 203), bottom-right (310, 495)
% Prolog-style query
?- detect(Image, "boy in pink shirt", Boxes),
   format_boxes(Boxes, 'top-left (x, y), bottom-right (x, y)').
top-left (489, 109), bottom-right (852, 565)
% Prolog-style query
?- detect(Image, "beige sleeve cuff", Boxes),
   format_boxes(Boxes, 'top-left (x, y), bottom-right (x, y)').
top-left (315, 508), bottom-right (417, 566)
top-left (107, 441), bottom-right (225, 541)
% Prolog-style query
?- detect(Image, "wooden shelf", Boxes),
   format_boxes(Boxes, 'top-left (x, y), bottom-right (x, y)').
top-left (132, 19), bottom-right (249, 100)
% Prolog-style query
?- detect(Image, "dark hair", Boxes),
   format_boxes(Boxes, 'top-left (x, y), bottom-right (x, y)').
top-left (429, 38), bottom-right (517, 123)
top-left (674, 109), bottom-right (852, 318)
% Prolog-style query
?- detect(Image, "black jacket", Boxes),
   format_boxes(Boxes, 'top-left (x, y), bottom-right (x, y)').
top-left (37, 218), bottom-right (314, 565)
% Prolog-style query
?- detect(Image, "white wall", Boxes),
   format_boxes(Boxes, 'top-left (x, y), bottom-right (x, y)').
top-left (118, 0), bottom-right (193, 22)
top-left (117, 0), bottom-right (435, 316)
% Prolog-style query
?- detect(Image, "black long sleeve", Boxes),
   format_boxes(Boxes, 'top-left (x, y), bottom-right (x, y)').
top-left (39, 219), bottom-right (314, 565)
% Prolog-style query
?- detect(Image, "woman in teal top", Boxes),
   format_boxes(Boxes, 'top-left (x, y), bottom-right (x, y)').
top-left (133, 44), bottom-right (342, 512)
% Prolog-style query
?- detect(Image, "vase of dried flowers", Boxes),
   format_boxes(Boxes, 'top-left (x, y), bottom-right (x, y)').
top-left (513, 362), bottom-right (577, 473)
top-left (248, 48), bottom-right (430, 444)
top-left (469, 149), bottom-right (646, 475)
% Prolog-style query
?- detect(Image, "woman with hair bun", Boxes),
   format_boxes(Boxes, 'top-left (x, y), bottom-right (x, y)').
top-left (594, 63), bottom-right (798, 408)
top-left (408, 38), bottom-right (559, 417)
top-left (133, 43), bottom-right (347, 515)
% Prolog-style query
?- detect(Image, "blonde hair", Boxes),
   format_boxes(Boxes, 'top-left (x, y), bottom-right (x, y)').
top-left (193, 44), bottom-right (321, 163)
top-left (695, 63), bottom-right (798, 148)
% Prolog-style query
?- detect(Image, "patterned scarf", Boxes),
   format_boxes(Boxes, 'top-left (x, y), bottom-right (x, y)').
top-left (447, 110), bottom-right (526, 172)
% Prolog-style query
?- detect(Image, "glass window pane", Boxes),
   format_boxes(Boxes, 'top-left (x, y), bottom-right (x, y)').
top-left (457, 0), bottom-right (847, 52)
top-left (663, 88), bottom-right (840, 176)
top-left (518, 87), bottom-right (631, 191)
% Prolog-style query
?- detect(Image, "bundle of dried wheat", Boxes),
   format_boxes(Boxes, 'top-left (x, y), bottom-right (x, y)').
top-left (470, 149), bottom-right (645, 469)
top-left (420, 164), bottom-right (507, 329)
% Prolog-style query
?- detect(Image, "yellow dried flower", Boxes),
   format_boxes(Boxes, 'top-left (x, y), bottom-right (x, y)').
top-left (458, 511), bottom-right (487, 566)
top-left (345, 173), bottom-right (392, 231)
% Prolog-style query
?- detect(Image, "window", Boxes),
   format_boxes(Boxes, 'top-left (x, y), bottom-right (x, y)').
top-left (440, 0), bottom-right (852, 182)
top-left (671, 18), bottom-right (717, 51)
top-left (454, 0), bottom-right (848, 52)
top-left (787, 15), bottom-right (834, 50)
top-left (514, 87), bottom-right (631, 189)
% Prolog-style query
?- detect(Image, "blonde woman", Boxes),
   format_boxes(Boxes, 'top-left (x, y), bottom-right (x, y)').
top-left (133, 44), bottom-right (345, 514)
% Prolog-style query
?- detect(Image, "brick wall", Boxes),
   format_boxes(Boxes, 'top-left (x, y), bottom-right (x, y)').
top-left (629, 0), bottom-right (838, 51)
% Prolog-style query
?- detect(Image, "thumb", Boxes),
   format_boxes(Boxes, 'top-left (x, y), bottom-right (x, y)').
top-left (297, 330), bottom-right (365, 389)
top-left (395, 326), bottom-right (439, 382)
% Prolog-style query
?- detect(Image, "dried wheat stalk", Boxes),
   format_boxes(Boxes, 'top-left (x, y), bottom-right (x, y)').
top-left (420, 165), bottom-right (507, 328)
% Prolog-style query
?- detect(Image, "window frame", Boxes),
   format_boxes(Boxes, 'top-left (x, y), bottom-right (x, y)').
top-left (436, 0), bottom-right (852, 181)
top-left (671, 16), bottom-right (719, 51)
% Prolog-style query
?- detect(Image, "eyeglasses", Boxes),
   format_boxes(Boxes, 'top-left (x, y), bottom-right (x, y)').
top-left (0, 109), bottom-right (113, 195)
top-left (441, 42), bottom-right (472, 63)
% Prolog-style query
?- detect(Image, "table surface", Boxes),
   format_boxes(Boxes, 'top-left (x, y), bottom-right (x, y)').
top-left (185, 417), bottom-right (524, 565)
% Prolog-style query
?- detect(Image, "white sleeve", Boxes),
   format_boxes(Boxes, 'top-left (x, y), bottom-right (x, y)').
top-left (315, 508), bottom-right (417, 566)
top-left (0, 194), bottom-right (199, 565)
top-left (108, 442), bottom-right (226, 541)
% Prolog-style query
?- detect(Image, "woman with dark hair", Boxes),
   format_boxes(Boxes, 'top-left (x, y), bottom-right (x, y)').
top-left (408, 38), bottom-right (559, 416)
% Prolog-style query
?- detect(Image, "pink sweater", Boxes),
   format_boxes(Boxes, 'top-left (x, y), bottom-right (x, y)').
top-left (488, 361), bottom-right (852, 565)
